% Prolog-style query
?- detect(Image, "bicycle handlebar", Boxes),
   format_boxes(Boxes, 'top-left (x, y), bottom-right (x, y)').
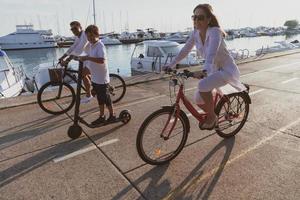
top-left (165, 68), bottom-right (207, 79)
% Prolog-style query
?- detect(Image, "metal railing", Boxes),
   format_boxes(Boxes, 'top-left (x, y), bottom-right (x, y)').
top-left (151, 55), bottom-right (162, 73)
top-left (151, 53), bottom-right (177, 73)
top-left (229, 49), bottom-right (250, 60)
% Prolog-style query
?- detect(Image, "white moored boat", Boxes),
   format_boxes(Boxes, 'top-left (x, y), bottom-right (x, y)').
top-left (131, 40), bottom-right (200, 73)
top-left (101, 36), bottom-right (122, 45)
top-left (0, 49), bottom-right (25, 98)
top-left (0, 25), bottom-right (56, 50)
top-left (256, 41), bottom-right (297, 56)
top-left (164, 32), bottom-right (189, 44)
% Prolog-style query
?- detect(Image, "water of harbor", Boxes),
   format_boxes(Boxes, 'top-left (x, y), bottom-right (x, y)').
top-left (5, 34), bottom-right (300, 78)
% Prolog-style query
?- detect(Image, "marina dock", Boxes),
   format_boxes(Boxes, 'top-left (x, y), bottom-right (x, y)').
top-left (0, 51), bottom-right (300, 199)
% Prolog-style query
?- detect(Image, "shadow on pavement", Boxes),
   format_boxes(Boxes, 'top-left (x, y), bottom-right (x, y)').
top-left (112, 164), bottom-right (171, 200)
top-left (0, 115), bottom-right (68, 153)
top-left (111, 135), bottom-right (235, 200)
top-left (0, 123), bottom-right (124, 188)
top-left (165, 137), bottom-right (235, 200)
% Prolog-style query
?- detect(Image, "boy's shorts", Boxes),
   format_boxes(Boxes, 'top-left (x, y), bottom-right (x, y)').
top-left (92, 82), bottom-right (112, 106)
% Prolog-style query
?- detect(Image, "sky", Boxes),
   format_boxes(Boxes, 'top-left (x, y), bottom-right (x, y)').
top-left (1, 0), bottom-right (300, 37)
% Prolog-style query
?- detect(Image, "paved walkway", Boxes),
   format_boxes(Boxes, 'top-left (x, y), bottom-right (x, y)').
top-left (1, 52), bottom-right (300, 199)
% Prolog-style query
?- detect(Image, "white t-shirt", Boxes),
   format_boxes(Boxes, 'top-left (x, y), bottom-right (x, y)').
top-left (84, 40), bottom-right (110, 84)
top-left (66, 32), bottom-right (88, 56)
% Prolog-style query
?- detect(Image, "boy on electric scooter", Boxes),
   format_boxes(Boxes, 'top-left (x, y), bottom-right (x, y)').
top-left (76, 25), bottom-right (116, 125)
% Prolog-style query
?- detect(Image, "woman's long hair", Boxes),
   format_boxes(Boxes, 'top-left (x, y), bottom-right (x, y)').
top-left (193, 4), bottom-right (226, 36)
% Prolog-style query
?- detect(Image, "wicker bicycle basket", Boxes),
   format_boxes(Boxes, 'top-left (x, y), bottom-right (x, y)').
top-left (48, 68), bottom-right (63, 83)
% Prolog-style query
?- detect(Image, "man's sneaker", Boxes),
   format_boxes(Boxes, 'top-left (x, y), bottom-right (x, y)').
top-left (107, 115), bottom-right (117, 122)
top-left (91, 116), bottom-right (106, 126)
top-left (80, 96), bottom-right (93, 104)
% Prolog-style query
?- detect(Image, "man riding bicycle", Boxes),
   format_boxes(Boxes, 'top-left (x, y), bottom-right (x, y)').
top-left (59, 21), bottom-right (93, 104)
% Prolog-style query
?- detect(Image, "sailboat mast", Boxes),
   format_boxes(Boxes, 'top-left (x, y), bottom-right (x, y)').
top-left (93, 0), bottom-right (96, 25)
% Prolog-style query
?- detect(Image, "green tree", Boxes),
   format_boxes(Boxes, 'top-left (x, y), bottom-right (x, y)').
top-left (284, 20), bottom-right (299, 29)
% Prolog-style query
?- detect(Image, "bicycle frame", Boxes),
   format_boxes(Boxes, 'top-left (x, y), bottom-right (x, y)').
top-left (48, 62), bottom-right (122, 103)
top-left (161, 79), bottom-right (223, 139)
top-left (178, 84), bottom-right (222, 121)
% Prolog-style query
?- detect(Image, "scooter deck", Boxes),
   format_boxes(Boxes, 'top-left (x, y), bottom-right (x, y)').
top-left (79, 117), bottom-right (124, 128)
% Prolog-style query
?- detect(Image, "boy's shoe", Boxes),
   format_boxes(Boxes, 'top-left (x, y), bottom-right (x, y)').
top-left (91, 116), bottom-right (106, 126)
top-left (107, 115), bottom-right (117, 123)
top-left (80, 96), bottom-right (93, 104)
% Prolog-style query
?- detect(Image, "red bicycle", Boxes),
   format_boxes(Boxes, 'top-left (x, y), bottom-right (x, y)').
top-left (136, 69), bottom-right (251, 165)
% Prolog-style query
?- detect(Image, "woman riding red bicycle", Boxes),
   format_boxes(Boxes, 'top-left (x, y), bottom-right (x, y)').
top-left (164, 4), bottom-right (247, 130)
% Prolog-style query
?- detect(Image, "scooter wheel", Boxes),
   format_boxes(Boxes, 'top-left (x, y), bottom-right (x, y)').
top-left (68, 125), bottom-right (82, 139)
top-left (119, 110), bottom-right (131, 124)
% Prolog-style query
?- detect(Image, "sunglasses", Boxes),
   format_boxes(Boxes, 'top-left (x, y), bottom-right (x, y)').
top-left (191, 15), bottom-right (206, 21)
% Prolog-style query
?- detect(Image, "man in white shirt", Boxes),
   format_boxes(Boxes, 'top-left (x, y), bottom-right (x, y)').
top-left (59, 21), bottom-right (93, 103)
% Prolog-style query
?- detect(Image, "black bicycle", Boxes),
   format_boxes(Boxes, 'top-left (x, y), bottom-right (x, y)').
top-left (37, 63), bottom-right (126, 115)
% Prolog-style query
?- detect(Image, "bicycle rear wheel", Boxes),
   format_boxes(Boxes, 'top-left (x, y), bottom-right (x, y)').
top-left (109, 73), bottom-right (126, 104)
top-left (37, 81), bottom-right (76, 115)
top-left (136, 108), bottom-right (188, 165)
top-left (215, 92), bottom-right (250, 138)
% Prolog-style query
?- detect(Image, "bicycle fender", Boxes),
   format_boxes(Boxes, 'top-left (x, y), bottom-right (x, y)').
top-left (242, 91), bottom-right (252, 104)
top-left (162, 106), bottom-right (190, 133)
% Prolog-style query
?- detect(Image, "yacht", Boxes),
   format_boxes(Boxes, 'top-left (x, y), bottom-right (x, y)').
top-left (119, 31), bottom-right (143, 44)
top-left (0, 49), bottom-right (25, 98)
top-left (164, 32), bottom-right (189, 44)
top-left (0, 25), bottom-right (57, 50)
top-left (131, 40), bottom-right (200, 73)
top-left (256, 41), bottom-right (297, 56)
top-left (56, 36), bottom-right (75, 48)
top-left (239, 28), bottom-right (257, 38)
top-left (143, 28), bottom-right (161, 40)
top-left (101, 36), bottom-right (122, 45)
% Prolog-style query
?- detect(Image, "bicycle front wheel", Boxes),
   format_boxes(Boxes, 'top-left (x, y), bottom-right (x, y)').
top-left (136, 108), bottom-right (188, 165)
top-left (215, 92), bottom-right (250, 138)
top-left (109, 73), bottom-right (126, 103)
top-left (37, 82), bottom-right (76, 115)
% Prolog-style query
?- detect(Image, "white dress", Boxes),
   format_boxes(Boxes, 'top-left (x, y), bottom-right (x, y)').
top-left (169, 27), bottom-right (246, 104)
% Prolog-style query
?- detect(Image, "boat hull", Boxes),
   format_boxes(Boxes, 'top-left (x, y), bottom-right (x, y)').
top-left (0, 79), bottom-right (24, 97)
top-left (0, 43), bottom-right (57, 50)
top-left (120, 39), bottom-right (143, 44)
